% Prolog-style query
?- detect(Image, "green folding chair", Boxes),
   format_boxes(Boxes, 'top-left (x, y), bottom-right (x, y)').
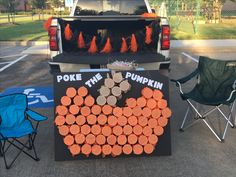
top-left (171, 56), bottom-right (236, 142)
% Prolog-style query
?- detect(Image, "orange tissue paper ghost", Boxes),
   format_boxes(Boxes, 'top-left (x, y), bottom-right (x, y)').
top-left (77, 32), bottom-right (86, 49)
top-left (100, 37), bottom-right (112, 53)
top-left (64, 24), bottom-right (73, 41)
top-left (120, 37), bottom-right (128, 53)
top-left (88, 36), bottom-right (98, 54)
top-left (130, 34), bottom-right (138, 53)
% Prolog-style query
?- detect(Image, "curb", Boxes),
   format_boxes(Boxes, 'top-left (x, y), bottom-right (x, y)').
top-left (0, 41), bottom-right (48, 46)
top-left (171, 39), bottom-right (236, 48)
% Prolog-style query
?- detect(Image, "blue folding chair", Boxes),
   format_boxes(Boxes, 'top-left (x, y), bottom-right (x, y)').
top-left (0, 94), bottom-right (47, 169)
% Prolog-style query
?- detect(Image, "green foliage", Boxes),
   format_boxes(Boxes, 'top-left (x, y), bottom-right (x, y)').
top-left (28, 0), bottom-right (46, 9)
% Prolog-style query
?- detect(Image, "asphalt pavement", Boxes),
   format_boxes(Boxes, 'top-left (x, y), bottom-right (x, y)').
top-left (0, 44), bottom-right (236, 177)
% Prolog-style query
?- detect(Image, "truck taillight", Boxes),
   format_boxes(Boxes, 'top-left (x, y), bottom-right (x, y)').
top-left (49, 27), bottom-right (59, 51)
top-left (161, 25), bottom-right (170, 50)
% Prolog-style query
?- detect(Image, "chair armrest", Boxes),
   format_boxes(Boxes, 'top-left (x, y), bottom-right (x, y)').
top-left (26, 109), bottom-right (47, 122)
top-left (171, 68), bottom-right (199, 85)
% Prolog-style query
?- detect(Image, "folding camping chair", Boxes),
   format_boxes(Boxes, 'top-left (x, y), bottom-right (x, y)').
top-left (0, 94), bottom-right (47, 169)
top-left (171, 56), bottom-right (236, 142)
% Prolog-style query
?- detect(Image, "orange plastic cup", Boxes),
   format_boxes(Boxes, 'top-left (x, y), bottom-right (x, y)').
top-left (138, 116), bottom-right (148, 127)
top-left (69, 124), bottom-right (80, 135)
top-left (138, 135), bottom-right (148, 145)
top-left (69, 144), bottom-right (81, 156)
top-left (73, 95), bottom-right (84, 106)
top-left (117, 116), bottom-right (128, 126)
top-left (61, 96), bottom-right (71, 106)
top-left (97, 114), bottom-right (107, 125)
top-left (64, 135), bottom-right (74, 146)
top-left (107, 134), bottom-right (117, 145)
top-left (112, 145), bottom-right (122, 156)
top-left (55, 115), bottom-right (66, 126)
top-left (102, 126), bottom-right (112, 137)
top-left (161, 107), bottom-right (172, 118)
top-left (133, 125), bottom-right (143, 136)
top-left (142, 87), bottom-right (153, 99)
top-left (157, 99), bottom-right (167, 109)
top-left (80, 106), bottom-right (91, 116)
top-left (108, 115), bottom-right (118, 127)
top-left (128, 116), bottom-right (138, 126)
top-left (75, 115), bottom-right (86, 126)
top-left (91, 105), bottom-right (102, 115)
top-left (143, 126), bottom-right (152, 136)
top-left (123, 144), bottom-right (132, 155)
top-left (132, 106), bottom-right (142, 117)
top-left (91, 124), bottom-right (101, 135)
top-left (87, 114), bottom-right (97, 125)
top-left (96, 134), bottom-right (106, 145)
top-left (56, 105), bottom-right (68, 116)
top-left (142, 107), bottom-right (152, 117)
top-left (154, 126), bottom-right (164, 136)
top-left (102, 105), bottom-right (113, 115)
top-left (128, 134), bottom-right (138, 145)
top-left (113, 125), bottom-right (123, 136)
top-left (153, 90), bottom-right (163, 101)
top-left (85, 134), bottom-right (96, 145)
top-left (123, 125), bottom-right (133, 135)
top-left (78, 86), bottom-right (88, 97)
top-left (117, 135), bottom-right (127, 145)
top-left (126, 98), bottom-right (137, 108)
top-left (58, 125), bottom-right (69, 136)
top-left (148, 134), bottom-right (158, 145)
top-left (75, 133), bottom-right (85, 144)
top-left (65, 114), bottom-right (76, 125)
top-left (69, 105), bottom-right (80, 115)
top-left (151, 108), bottom-right (161, 119)
top-left (102, 144), bottom-right (112, 156)
top-left (81, 124), bottom-right (91, 135)
top-left (81, 144), bottom-right (92, 156)
top-left (137, 97), bottom-right (147, 108)
top-left (144, 144), bottom-right (154, 154)
top-left (113, 107), bottom-right (123, 117)
top-left (123, 107), bottom-right (133, 117)
top-left (66, 87), bottom-right (77, 98)
top-left (84, 95), bottom-right (95, 107)
top-left (158, 117), bottom-right (168, 127)
top-left (92, 145), bottom-right (102, 156)
top-left (133, 144), bottom-right (143, 155)
top-left (147, 98), bottom-right (157, 110)
top-left (148, 118), bottom-right (158, 128)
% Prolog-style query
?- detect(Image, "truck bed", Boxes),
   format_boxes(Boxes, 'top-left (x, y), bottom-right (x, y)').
top-left (52, 52), bottom-right (165, 65)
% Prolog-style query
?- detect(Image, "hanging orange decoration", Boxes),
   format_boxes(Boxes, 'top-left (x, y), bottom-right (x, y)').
top-left (101, 37), bottom-right (112, 53)
top-left (130, 34), bottom-right (138, 53)
top-left (145, 26), bottom-right (152, 44)
top-left (88, 36), bottom-right (98, 54)
top-left (141, 13), bottom-right (158, 18)
top-left (78, 32), bottom-right (86, 49)
top-left (120, 37), bottom-right (128, 53)
top-left (65, 24), bottom-right (73, 41)
top-left (44, 16), bottom-right (53, 31)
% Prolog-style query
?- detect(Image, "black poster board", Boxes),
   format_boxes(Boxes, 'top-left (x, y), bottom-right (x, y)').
top-left (54, 70), bottom-right (171, 161)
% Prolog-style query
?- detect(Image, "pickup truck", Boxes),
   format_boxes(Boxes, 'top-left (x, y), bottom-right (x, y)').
top-left (48, 0), bottom-right (170, 73)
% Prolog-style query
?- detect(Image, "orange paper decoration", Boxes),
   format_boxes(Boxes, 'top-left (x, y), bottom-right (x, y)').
top-left (120, 37), bottom-right (128, 53)
top-left (101, 37), bottom-right (112, 53)
top-left (88, 36), bottom-right (98, 54)
top-left (65, 24), bottom-right (73, 41)
top-left (130, 34), bottom-right (138, 53)
top-left (141, 13), bottom-right (158, 18)
top-left (78, 32), bottom-right (85, 49)
top-left (43, 16), bottom-right (53, 31)
top-left (145, 26), bottom-right (152, 44)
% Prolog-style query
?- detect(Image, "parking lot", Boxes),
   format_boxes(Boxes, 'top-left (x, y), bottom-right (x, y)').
top-left (0, 44), bottom-right (236, 177)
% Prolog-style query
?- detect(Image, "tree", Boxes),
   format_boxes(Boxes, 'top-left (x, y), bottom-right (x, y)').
top-left (0, 0), bottom-right (19, 23)
top-left (28, 0), bottom-right (46, 20)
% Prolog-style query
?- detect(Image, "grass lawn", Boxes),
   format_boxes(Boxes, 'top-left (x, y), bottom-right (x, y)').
top-left (170, 18), bottom-right (236, 40)
top-left (0, 20), bottom-right (48, 41)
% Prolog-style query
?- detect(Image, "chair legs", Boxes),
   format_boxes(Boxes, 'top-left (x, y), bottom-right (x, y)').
top-left (180, 100), bottom-right (235, 142)
top-left (1, 134), bottom-right (40, 169)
